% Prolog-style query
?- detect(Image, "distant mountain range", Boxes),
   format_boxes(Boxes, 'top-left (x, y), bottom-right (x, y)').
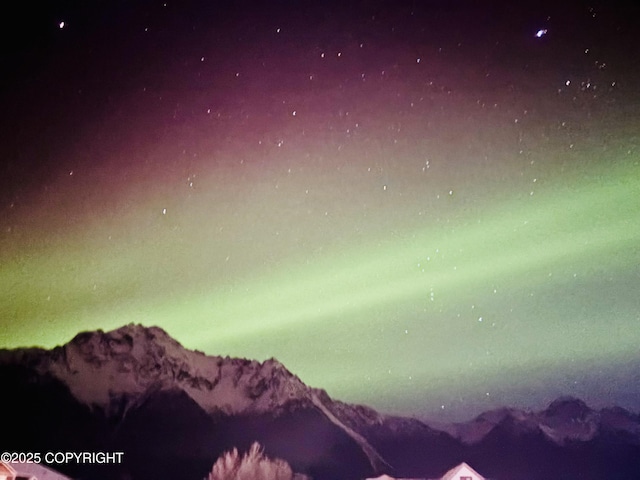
top-left (1, 324), bottom-right (638, 480)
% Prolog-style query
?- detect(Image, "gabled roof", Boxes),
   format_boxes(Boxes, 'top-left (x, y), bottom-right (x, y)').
top-left (0, 461), bottom-right (17, 475)
top-left (9, 461), bottom-right (72, 479)
top-left (440, 462), bottom-right (485, 480)
top-left (366, 475), bottom-right (423, 480)
top-left (367, 462), bottom-right (487, 480)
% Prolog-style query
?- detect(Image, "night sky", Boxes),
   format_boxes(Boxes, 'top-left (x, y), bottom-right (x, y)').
top-left (1, 0), bottom-right (639, 422)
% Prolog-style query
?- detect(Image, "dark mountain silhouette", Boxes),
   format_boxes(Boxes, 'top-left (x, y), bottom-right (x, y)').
top-left (1, 324), bottom-right (639, 480)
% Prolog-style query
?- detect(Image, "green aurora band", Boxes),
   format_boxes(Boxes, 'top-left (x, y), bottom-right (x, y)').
top-left (1, 145), bottom-right (639, 419)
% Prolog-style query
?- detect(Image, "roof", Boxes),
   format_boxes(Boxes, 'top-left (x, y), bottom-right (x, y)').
top-left (367, 462), bottom-right (487, 480)
top-left (0, 461), bottom-right (17, 475)
top-left (366, 476), bottom-right (423, 480)
top-left (9, 462), bottom-right (72, 480)
top-left (440, 462), bottom-right (486, 480)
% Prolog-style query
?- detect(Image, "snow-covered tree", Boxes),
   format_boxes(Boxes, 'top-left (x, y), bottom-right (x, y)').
top-left (208, 442), bottom-right (300, 480)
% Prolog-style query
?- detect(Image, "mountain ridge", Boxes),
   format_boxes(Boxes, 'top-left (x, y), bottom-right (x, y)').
top-left (439, 395), bottom-right (640, 447)
top-left (0, 324), bottom-right (390, 478)
top-left (1, 324), bottom-right (315, 416)
top-left (2, 324), bottom-right (639, 480)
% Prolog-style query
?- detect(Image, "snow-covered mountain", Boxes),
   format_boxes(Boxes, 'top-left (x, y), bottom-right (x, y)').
top-left (3, 324), bottom-right (313, 416)
top-left (0, 324), bottom-right (390, 479)
top-left (440, 396), bottom-right (640, 447)
top-left (2, 324), bottom-right (639, 480)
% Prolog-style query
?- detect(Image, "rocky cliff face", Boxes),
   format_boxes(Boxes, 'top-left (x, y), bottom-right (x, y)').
top-left (0, 324), bottom-right (387, 480)
top-left (442, 396), bottom-right (640, 447)
top-left (2, 324), bottom-right (640, 480)
top-left (1, 324), bottom-right (314, 417)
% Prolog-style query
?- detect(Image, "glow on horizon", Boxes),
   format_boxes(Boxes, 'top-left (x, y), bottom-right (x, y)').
top-left (1, 141), bottom-right (638, 420)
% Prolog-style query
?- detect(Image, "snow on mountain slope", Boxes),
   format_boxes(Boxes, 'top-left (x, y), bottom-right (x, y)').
top-left (310, 391), bottom-right (393, 472)
top-left (0, 324), bottom-right (310, 416)
top-left (442, 396), bottom-right (640, 446)
top-left (3, 324), bottom-right (639, 479)
top-left (438, 407), bottom-right (536, 445)
top-left (0, 324), bottom-right (389, 473)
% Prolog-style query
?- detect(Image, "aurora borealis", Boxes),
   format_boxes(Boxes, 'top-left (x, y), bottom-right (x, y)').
top-left (1, 0), bottom-right (639, 421)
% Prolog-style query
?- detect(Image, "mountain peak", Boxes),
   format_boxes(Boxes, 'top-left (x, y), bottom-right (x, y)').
top-left (68, 323), bottom-right (180, 352)
top-left (544, 396), bottom-right (591, 420)
top-left (1, 324), bottom-right (317, 417)
top-left (1, 324), bottom-right (393, 476)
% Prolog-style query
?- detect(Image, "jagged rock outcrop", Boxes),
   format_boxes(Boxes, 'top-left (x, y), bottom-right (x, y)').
top-left (0, 324), bottom-right (387, 480)
top-left (2, 325), bottom-right (640, 480)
